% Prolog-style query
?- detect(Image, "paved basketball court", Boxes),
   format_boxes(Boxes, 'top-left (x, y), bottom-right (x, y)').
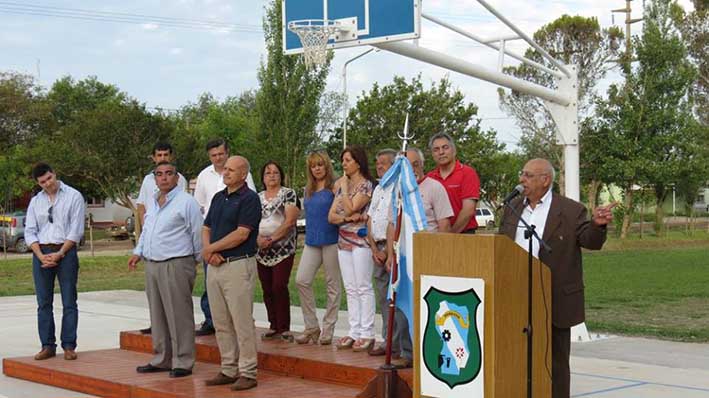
top-left (1, 290), bottom-right (708, 397)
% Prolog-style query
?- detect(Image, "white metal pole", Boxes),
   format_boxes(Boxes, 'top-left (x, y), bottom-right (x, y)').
top-left (475, 0), bottom-right (572, 78)
top-left (498, 39), bottom-right (506, 72)
top-left (375, 41), bottom-right (572, 106)
top-left (422, 13), bottom-right (564, 79)
top-left (342, 48), bottom-right (376, 149)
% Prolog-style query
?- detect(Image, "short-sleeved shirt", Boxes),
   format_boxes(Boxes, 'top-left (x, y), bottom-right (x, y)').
top-left (427, 160), bottom-right (481, 230)
top-left (335, 179), bottom-right (373, 251)
top-left (204, 184), bottom-right (261, 258)
top-left (303, 189), bottom-right (339, 247)
top-left (367, 183), bottom-right (394, 241)
top-left (256, 187), bottom-right (298, 266)
top-left (418, 177), bottom-right (455, 232)
top-left (194, 164), bottom-right (257, 217)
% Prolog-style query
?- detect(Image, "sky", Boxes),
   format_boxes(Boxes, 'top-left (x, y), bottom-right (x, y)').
top-left (0, 0), bottom-right (695, 149)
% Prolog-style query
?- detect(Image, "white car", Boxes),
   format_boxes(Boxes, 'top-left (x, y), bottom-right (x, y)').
top-left (475, 208), bottom-right (496, 228)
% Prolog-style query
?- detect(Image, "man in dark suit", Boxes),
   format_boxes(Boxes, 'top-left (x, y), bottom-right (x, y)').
top-left (499, 158), bottom-right (614, 398)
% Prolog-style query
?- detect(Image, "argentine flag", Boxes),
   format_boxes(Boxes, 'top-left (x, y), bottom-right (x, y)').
top-left (379, 155), bottom-right (427, 340)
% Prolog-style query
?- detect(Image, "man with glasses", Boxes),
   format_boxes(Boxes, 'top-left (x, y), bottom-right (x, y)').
top-left (499, 158), bottom-right (614, 398)
top-left (25, 162), bottom-right (85, 361)
top-left (135, 142), bottom-right (188, 334)
top-left (427, 132), bottom-right (481, 234)
top-left (193, 138), bottom-right (255, 337)
top-left (128, 161), bottom-right (203, 378)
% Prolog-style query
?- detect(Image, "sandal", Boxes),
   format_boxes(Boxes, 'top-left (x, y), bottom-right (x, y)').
top-left (352, 338), bottom-right (374, 352)
top-left (335, 336), bottom-right (355, 350)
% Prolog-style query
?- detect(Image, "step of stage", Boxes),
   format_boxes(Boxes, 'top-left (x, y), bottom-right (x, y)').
top-left (3, 348), bottom-right (362, 398)
top-left (120, 329), bottom-right (413, 389)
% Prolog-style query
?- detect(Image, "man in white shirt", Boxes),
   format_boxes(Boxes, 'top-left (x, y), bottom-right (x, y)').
top-left (135, 142), bottom-right (187, 335)
top-left (366, 149), bottom-right (396, 356)
top-left (193, 139), bottom-right (256, 336)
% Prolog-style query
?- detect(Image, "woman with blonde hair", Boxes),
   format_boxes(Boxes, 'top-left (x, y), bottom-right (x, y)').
top-left (294, 150), bottom-right (342, 345)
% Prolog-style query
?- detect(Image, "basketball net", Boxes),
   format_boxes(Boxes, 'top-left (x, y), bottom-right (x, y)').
top-left (288, 20), bottom-right (337, 68)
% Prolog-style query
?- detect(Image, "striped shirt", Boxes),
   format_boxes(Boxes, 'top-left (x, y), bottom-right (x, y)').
top-left (25, 181), bottom-right (86, 245)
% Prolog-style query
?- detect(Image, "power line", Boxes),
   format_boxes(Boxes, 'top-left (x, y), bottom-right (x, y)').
top-left (0, 2), bottom-right (263, 34)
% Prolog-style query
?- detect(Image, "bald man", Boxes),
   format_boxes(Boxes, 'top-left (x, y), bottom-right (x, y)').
top-left (202, 156), bottom-right (262, 391)
top-left (499, 158), bottom-right (614, 398)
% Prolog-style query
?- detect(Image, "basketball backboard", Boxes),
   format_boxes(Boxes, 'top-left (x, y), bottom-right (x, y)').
top-left (283, 0), bottom-right (420, 55)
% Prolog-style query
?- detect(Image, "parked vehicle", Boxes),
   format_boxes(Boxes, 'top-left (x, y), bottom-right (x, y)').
top-left (0, 212), bottom-right (28, 253)
top-left (476, 208), bottom-right (496, 228)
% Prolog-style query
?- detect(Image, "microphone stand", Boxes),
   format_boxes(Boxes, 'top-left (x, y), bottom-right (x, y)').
top-left (502, 199), bottom-right (551, 398)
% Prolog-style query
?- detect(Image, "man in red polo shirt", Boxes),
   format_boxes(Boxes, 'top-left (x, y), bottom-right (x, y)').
top-left (426, 132), bottom-right (480, 234)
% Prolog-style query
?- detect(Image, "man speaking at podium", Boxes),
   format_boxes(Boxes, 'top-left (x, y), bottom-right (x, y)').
top-left (499, 158), bottom-right (614, 398)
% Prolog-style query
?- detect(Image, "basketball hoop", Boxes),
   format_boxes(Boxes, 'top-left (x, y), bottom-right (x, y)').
top-left (287, 19), bottom-right (338, 68)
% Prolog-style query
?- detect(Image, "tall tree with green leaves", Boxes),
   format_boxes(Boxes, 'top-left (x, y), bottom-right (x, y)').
top-left (673, 0), bottom-right (708, 125)
top-left (498, 15), bottom-right (623, 198)
top-left (256, 0), bottom-right (331, 190)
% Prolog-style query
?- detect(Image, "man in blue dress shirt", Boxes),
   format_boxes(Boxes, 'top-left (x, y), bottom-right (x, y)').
top-left (128, 161), bottom-right (203, 378)
top-left (25, 163), bottom-right (85, 361)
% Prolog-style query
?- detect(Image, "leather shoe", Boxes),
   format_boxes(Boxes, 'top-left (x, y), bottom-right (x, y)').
top-left (169, 368), bottom-right (192, 378)
top-left (368, 343), bottom-right (385, 356)
top-left (139, 327), bottom-right (151, 334)
top-left (205, 372), bottom-right (238, 386)
top-left (63, 348), bottom-right (77, 360)
top-left (136, 364), bottom-right (171, 373)
top-left (392, 357), bottom-right (413, 369)
top-left (231, 376), bottom-right (257, 391)
top-left (34, 347), bottom-right (56, 360)
top-left (195, 322), bottom-right (215, 337)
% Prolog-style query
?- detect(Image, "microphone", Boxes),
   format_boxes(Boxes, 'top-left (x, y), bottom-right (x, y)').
top-left (501, 184), bottom-right (524, 206)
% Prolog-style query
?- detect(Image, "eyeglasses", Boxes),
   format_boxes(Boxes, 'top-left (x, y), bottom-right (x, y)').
top-left (48, 206), bottom-right (53, 224)
top-left (518, 170), bottom-right (549, 179)
top-left (154, 170), bottom-right (176, 177)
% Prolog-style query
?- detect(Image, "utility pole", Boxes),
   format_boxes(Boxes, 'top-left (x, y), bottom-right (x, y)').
top-left (612, 0), bottom-right (644, 57)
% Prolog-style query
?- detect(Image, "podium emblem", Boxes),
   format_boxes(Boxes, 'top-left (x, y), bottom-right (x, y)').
top-left (422, 286), bottom-right (482, 388)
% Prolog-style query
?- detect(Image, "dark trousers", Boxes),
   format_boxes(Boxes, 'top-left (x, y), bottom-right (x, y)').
top-left (199, 262), bottom-right (213, 328)
top-left (552, 326), bottom-right (571, 398)
top-left (32, 246), bottom-right (79, 350)
top-left (257, 254), bottom-right (295, 333)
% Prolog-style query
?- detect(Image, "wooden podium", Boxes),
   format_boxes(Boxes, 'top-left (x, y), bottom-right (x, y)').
top-left (413, 232), bottom-right (551, 398)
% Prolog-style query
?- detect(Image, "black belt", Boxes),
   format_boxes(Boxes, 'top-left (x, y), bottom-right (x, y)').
top-left (39, 243), bottom-right (63, 250)
top-left (146, 255), bottom-right (193, 263)
top-left (225, 253), bottom-right (254, 263)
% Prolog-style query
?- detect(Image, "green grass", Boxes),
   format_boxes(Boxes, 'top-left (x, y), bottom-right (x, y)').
top-left (3, 242), bottom-right (709, 342)
top-left (584, 245), bottom-right (709, 341)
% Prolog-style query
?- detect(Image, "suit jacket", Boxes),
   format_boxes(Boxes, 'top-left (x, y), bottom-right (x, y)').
top-left (499, 192), bottom-right (607, 328)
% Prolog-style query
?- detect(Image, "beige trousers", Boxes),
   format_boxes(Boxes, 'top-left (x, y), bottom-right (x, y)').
top-left (295, 244), bottom-right (341, 339)
top-left (207, 256), bottom-right (258, 379)
top-left (145, 257), bottom-right (196, 370)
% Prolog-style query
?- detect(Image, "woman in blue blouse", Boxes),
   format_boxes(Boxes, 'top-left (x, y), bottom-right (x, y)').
top-left (294, 151), bottom-right (342, 345)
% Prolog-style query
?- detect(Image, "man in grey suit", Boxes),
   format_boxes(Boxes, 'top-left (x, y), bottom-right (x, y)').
top-left (499, 158), bottom-right (614, 398)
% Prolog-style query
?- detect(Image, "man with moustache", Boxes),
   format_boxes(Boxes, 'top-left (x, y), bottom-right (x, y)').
top-left (128, 161), bottom-right (203, 378)
top-left (202, 156), bottom-right (262, 391)
top-left (499, 158), bottom-right (614, 398)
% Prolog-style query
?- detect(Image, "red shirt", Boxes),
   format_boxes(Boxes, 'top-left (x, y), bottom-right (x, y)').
top-left (427, 160), bottom-right (481, 230)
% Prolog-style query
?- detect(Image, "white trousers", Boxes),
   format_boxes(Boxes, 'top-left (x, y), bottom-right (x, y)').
top-left (338, 247), bottom-right (375, 339)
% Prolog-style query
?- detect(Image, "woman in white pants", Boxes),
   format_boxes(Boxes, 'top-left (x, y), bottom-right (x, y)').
top-left (328, 145), bottom-right (376, 352)
top-left (294, 150), bottom-right (342, 345)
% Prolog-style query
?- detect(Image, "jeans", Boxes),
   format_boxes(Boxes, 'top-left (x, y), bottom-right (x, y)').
top-left (32, 246), bottom-right (79, 350)
top-left (338, 247), bottom-right (375, 339)
top-left (200, 262), bottom-right (213, 328)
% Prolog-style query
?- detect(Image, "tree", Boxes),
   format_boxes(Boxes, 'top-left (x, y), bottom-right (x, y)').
top-left (673, 0), bottom-right (708, 125)
top-left (33, 77), bottom-right (173, 212)
top-left (594, 0), bottom-right (700, 238)
top-left (498, 15), bottom-right (623, 197)
top-left (256, 0), bottom-right (331, 190)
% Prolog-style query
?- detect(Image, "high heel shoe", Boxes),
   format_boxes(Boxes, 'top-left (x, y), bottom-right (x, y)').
top-left (335, 336), bottom-right (355, 350)
top-left (318, 335), bottom-right (332, 345)
top-left (352, 338), bottom-right (374, 352)
top-left (295, 328), bottom-right (321, 344)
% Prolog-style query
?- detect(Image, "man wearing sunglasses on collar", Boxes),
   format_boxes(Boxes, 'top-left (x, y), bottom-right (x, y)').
top-left (25, 162), bottom-right (86, 362)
